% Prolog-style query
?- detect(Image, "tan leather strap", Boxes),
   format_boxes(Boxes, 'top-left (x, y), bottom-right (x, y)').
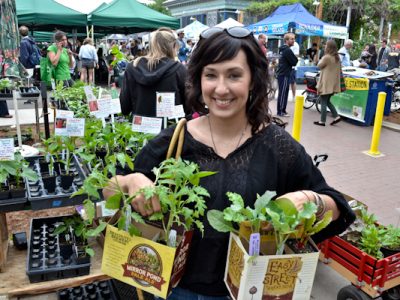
top-left (166, 118), bottom-right (187, 159)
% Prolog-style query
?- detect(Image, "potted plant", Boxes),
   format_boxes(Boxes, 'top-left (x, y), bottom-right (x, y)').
top-left (57, 136), bottom-right (78, 190)
top-left (41, 137), bottom-right (61, 193)
top-left (380, 225), bottom-right (400, 257)
top-left (358, 224), bottom-right (385, 259)
top-left (0, 78), bottom-right (14, 97)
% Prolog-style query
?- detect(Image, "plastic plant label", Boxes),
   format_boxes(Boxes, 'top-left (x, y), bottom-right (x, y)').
top-left (66, 118), bottom-right (85, 137)
top-left (169, 229), bottom-right (177, 248)
top-left (168, 105), bottom-right (185, 119)
top-left (0, 138), bottom-right (14, 161)
top-left (132, 115), bottom-right (162, 134)
top-left (249, 233), bottom-right (260, 256)
top-left (84, 86), bottom-right (96, 101)
top-left (55, 110), bottom-right (74, 136)
top-left (156, 92), bottom-right (175, 117)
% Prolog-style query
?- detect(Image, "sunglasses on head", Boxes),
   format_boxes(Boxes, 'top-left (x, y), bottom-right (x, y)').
top-left (200, 26), bottom-right (252, 40)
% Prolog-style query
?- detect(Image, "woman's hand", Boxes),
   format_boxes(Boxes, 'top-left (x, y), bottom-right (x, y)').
top-left (103, 173), bottom-right (161, 217)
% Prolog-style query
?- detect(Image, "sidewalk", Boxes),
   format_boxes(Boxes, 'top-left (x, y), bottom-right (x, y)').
top-left (1, 93), bottom-right (400, 300)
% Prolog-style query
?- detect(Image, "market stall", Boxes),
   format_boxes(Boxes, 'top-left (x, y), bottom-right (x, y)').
top-left (331, 67), bottom-right (393, 126)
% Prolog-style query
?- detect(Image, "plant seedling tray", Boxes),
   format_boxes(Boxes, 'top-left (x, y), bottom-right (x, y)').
top-left (320, 235), bottom-right (400, 298)
top-left (57, 280), bottom-right (119, 300)
top-left (26, 155), bottom-right (87, 210)
top-left (0, 195), bottom-right (27, 212)
top-left (0, 89), bottom-right (13, 98)
top-left (26, 216), bottom-right (91, 283)
top-left (18, 86), bottom-right (40, 97)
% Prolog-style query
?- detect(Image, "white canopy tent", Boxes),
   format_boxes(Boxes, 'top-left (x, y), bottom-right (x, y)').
top-left (181, 20), bottom-right (209, 41)
top-left (215, 17), bottom-right (244, 29)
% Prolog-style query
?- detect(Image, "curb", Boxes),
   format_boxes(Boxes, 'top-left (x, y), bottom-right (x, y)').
top-left (382, 121), bottom-right (400, 132)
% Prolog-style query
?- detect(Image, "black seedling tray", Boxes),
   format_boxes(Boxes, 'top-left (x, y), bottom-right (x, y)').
top-left (26, 216), bottom-right (91, 283)
top-left (58, 280), bottom-right (119, 300)
top-left (18, 86), bottom-right (40, 97)
top-left (26, 155), bottom-right (87, 210)
top-left (0, 89), bottom-right (12, 98)
top-left (0, 195), bottom-right (27, 212)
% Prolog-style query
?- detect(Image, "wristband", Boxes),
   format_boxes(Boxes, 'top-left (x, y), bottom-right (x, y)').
top-left (300, 190), bottom-right (312, 202)
top-left (312, 192), bottom-right (326, 218)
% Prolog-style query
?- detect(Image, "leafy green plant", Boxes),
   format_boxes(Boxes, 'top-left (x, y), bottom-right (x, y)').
top-left (358, 224), bottom-right (385, 259)
top-left (109, 45), bottom-right (127, 67)
top-left (53, 207), bottom-right (107, 257)
top-left (207, 190), bottom-right (276, 236)
top-left (0, 152), bottom-right (38, 188)
top-left (381, 225), bottom-right (400, 250)
top-left (0, 78), bottom-right (14, 91)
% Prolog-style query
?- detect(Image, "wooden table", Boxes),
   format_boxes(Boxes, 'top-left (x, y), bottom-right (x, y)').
top-left (0, 240), bottom-right (109, 297)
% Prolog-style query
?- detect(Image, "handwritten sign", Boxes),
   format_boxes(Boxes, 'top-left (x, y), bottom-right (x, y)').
top-left (66, 118), bottom-right (85, 137)
top-left (168, 105), bottom-right (185, 119)
top-left (132, 116), bottom-right (162, 135)
top-left (156, 92), bottom-right (175, 117)
top-left (0, 138), bottom-right (14, 161)
top-left (84, 86), bottom-right (96, 101)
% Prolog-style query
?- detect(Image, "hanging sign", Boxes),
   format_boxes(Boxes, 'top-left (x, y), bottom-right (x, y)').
top-left (156, 92), bottom-right (175, 117)
top-left (132, 115), bottom-right (162, 135)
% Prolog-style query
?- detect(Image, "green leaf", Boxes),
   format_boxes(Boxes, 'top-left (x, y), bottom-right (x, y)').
top-left (254, 190), bottom-right (276, 213)
top-left (85, 247), bottom-right (95, 257)
top-left (86, 221), bottom-right (107, 237)
top-left (274, 197), bottom-right (298, 217)
top-left (106, 193), bottom-right (122, 209)
top-left (207, 210), bottom-right (236, 233)
top-left (128, 224), bottom-right (141, 237)
top-left (83, 199), bottom-right (95, 223)
top-left (299, 202), bottom-right (317, 219)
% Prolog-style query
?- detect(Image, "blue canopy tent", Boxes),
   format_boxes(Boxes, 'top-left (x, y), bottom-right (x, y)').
top-left (247, 3), bottom-right (348, 39)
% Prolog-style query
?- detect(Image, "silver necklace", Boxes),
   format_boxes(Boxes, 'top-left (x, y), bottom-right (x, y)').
top-left (207, 115), bottom-right (248, 155)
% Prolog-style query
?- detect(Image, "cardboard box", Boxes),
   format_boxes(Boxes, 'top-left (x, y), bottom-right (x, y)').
top-left (225, 233), bottom-right (319, 300)
top-left (101, 223), bottom-right (193, 299)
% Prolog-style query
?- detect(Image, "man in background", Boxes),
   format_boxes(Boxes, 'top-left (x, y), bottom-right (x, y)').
top-left (338, 39), bottom-right (353, 66)
top-left (306, 43), bottom-right (318, 62)
top-left (19, 26), bottom-right (41, 71)
top-left (258, 34), bottom-right (268, 56)
top-left (377, 39), bottom-right (390, 71)
top-left (177, 30), bottom-right (188, 64)
top-left (276, 33), bottom-right (298, 117)
top-left (289, 38), bottom-right (300, 101)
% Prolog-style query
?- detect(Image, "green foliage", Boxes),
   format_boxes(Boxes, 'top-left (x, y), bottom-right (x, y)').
top-left (147, 0), bottom-right (171, 16)
top-left (0, 78), bottom-right (15, 90)
top-left (381, 225), bottom-right (400, 250)
top-left (109, 45), bottom-right (127, 67)
top-left (141, 158), bottom-right (216, 247)
top-left (359, 224), bottom-right (385, 259)
top-left (0, 152), bottom-right (38, 187)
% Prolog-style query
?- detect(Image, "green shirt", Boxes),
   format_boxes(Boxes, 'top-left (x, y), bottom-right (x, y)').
top-left (47, 44), bottom-right (71, 81)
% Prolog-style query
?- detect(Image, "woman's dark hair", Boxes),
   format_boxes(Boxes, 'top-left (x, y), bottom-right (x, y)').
top-left (325, 40), bottom-right (339, 62)
top-left (368, 44), bottom-right (377, 55)
top-left (187, 31), bottom-right (271, 134)
top-left (53, 31), bottom-right (66, 42)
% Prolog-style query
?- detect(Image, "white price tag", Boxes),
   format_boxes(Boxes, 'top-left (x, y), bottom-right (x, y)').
top-left (132, 115), bottom-right (162, 134)
top-left (66, 118), bottom-right (85, 137)
top-left (0, 138), bottom-right (14, 161)
top-left (55, 110), bottom-right (74, 136)
top-left (156, 92), bottom-right (175, 117)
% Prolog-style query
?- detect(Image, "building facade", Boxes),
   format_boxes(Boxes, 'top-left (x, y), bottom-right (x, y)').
top-left (164, 0), bottom-right (252, 27)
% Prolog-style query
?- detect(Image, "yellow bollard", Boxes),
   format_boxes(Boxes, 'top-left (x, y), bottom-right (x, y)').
top-left (367, 92), bottom-right (386, 156)
top-left (292, 95), bottom-right (305, 142)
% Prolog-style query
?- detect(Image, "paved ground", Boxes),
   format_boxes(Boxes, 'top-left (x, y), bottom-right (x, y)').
top-left (1, 87), bottom-right (399, 299)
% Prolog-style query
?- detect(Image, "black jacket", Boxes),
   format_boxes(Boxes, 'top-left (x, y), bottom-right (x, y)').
top-left (276, 44), bottom-right (298, 77)
top-left (120, 57), bottom-right (187, 117)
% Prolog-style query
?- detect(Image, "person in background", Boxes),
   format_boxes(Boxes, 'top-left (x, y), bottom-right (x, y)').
top-left (104, 26), bottom-right (355, 299)
top-left (258, 33), bottom-right (268, 56)
top-left (306, 43), bottom-right (318, 62)
top-left (19, 25), bottom-right (42, 71)
top-left (338, 39), bottom-right (353, 67)
top-left (359, 44), bottom-right (371, 68)
top-left (119, 27), bottom-right (187, 117)
top-left (387, 44), bottom-right (400, 71)
top-left (367, 44), bottom-right (378, 70)
top-left (276, 33), bottom-right (298, 117)
top-left (79, 38), bottom-right (98, 84)
top-left (130, 40), bottom-right (139, 57)
top-left (289, 38), bottom-right (300, 101)
top-left (177, 30), bottom-right (189, 64)
top-left (47, 31), bottom-right (74, 87)
top-left (314, 40), bottom-right (342, 127)
top-left (377, 39), bottom-right (390, 71)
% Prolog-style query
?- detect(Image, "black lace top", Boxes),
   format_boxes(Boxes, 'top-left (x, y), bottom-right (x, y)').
top-left (134, 123), bottom-right (355, 296)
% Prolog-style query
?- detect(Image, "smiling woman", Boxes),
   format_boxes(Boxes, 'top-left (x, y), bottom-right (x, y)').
top-left (103, 26), bottom-right (355, 300)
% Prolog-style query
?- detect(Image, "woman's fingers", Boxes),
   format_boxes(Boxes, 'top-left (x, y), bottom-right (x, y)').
top-left (131, 193), bottom-right (160, 216)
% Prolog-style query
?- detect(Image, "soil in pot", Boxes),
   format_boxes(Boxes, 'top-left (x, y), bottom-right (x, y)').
top-left (286, 239), bottom-right (316, 254)
top-left (74, 245), bottom-right (90, 265)
top-left (42, 174), bottom-right (57, 193)
top-left (8, 180), bottom-right (26, 198)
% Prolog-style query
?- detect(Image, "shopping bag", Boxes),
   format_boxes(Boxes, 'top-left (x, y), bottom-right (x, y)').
top-left (340, 69), bottom-right (346, 92)
top-left (40, 56), bottom-right (55, 86)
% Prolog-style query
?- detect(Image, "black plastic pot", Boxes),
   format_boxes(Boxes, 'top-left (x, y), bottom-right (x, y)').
top-left (381, 246), bottom-right (400, 258)
top-left (0, 88), bottom-right (12, 98)
top-left (74, 245), bottom-right (90, 265)
top-left (0, 184), bottom-right (9, 200)
top-left (60, 173), bottom-right (74, 190)
top-left (9, 186), bottom-right (26, 199)
top-left (42, 174), bottom-right (57, 193)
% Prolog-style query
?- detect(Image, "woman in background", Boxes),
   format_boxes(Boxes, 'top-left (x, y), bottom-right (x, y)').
top-left (79, 38), bottom-right (98, 84)
top-left (314, 40), bottom-right (342, 126)
top-left (47, 31), bottom-right (74, 87)
top-left (368, 44), bottom-right (378, 70)
top-left (119, 27), bottom-right (187, 117)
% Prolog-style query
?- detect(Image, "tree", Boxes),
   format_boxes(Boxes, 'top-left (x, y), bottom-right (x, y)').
top-left (147, 0), bottom-right (171, 16)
